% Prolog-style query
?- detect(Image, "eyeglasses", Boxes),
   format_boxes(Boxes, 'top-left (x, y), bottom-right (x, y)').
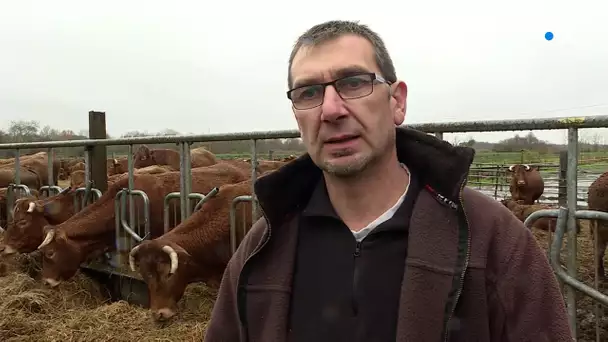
top-left (286, 72), bottom-right (391, 110)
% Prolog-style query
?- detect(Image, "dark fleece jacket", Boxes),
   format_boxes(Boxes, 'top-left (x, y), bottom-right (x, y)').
top-left (203, 126), bottom-right (572, 342)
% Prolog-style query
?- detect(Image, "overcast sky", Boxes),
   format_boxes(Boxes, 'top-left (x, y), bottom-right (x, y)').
top-left (1, 0), bottom-right (607, 144)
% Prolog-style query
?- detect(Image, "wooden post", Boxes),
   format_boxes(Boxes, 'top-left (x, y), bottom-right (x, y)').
top-left (88, 111), bottom-right (108, 193)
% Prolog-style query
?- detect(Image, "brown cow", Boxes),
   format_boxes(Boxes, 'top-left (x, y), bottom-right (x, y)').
top-left (587, 171), bottom-right (608, 278)
top-left (107, 157), bottom-right (129, 176)
top-left (500, 199), bottom-right (558, 232)
top-left (0, 187), bottom-right (40, 230)
top-left (129, 179), bottom-right (253, 321)
top-left (70, 170), bottom-right (86, 188)
top-left (135, 165), bottom-right (176, 175)
top-left (133, 145), bottom-right (217, 170)
top-left (507, 164), bottom-right (544, 205)
top-left (221, 159), bottom-right (286, 175)
top-left (1, 188), bottom-right (77, 255)
top-left (0, 152), bottom-right (60, 189)
top-left (71, 171), bottom-right (127, 189)
top-left (191, 146), bottom-right (217, 167)
top-left (57, 168), bottom-right (68, 181)
top-left (68, 162), bottom-right (85, 174)
top-left (36, 163), bottom-right (248, 287)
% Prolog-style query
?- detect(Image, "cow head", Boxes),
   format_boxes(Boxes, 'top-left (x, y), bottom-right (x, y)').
top-left (58, 168), bottom-right (68, 181)
top-left (507, 164), bottom-right (536, 186)
top-left (37, 226), bottom-right (80, 287)
top-left (70, 170), bottom-right (86, 188)
top-left (133, 145), bottom-right (154, 168)
top-left (129, 241), bottom-right (192, 321)
top-left (1, 197), bottom-right (51, 255)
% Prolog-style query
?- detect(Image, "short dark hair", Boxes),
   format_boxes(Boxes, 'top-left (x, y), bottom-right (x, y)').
top-left (287, 20), bottom-right (397, 89)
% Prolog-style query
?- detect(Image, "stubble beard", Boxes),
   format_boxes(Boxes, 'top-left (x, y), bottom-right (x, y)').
top-left (319, 148), bottom-right (374, 178)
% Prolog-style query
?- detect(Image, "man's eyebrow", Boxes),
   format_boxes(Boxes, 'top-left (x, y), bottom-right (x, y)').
top-left (291, 65), bottom-right (373, 89)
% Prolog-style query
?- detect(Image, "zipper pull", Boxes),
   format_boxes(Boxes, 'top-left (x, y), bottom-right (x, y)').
top-left (354, 241), bottom-right (362, 257)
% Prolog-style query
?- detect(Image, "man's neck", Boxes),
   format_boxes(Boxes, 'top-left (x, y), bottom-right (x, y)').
top-left (324, 153), bottom-right (410, 232)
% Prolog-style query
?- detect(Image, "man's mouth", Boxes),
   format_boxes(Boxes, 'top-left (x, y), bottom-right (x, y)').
top-left (325, 135), bottom-right (360, 144)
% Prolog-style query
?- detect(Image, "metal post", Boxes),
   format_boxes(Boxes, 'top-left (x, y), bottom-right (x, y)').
top-left (127, 145), bottom-right (136, 259)
top-left (250, 139), bottom-right (259, 221)
top-left (178, 142), bottom-right (191, 222)
top-left (14, 149), bottom-right (20, 184)
top-left (558, 151), bottom-right (567, 207)
top-left (83, 148), bottom-right (91, 206)
top-left (47, 148), bottom-right (54, 187)
top-left (184, 143), bottom-right (192, 216)
top-left (566, 127), bottom-right (578, 338)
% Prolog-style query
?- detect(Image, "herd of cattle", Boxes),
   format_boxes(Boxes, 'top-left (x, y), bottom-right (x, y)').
top-left (1, 150), bottom-right (608, 322)
top-left (0, 145), bottom-right (294, 321)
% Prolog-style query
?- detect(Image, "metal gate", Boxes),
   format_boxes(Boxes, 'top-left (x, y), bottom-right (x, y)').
top-left (525, 208), bottom-right (608, 341)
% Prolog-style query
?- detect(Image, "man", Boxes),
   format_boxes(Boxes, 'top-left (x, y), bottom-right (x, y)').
top-left (204, 20), bottom-right (572, 342)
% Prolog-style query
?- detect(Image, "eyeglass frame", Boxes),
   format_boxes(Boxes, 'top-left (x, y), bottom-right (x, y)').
top-left (286, 72), bottom-right (392, 110)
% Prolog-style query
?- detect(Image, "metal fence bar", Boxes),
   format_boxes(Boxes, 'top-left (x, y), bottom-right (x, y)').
top-left (73, 187), bottom-right (102, 211)
top-left (193, 187), bottom-right (219, 212)
top-left (14, 149), bottom-right (20, 184)
top-left (127, 145), bottom-right (136, 256)
top-left (179, 142), bottom-right (192, 221)
top-left (549, 208), bottom-right (608, 307)
top-left (5, 184), bottom-right (31, 221)
top-left (184, 144), bottom-right (193, 217)
top-left (230, 195), bottom-right (254, 254)
top-left (250, 139), bottom-right (259, 221)
top-left (2, 115), bottom-right (608, 150)
top-left (566, 127), bottom-right (579, 338)
top-left (47, 148), bottom-right (54, 186)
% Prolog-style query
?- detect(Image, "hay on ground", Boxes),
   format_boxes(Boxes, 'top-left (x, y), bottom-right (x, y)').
top-left (0, 234), bottom-right (216, 342)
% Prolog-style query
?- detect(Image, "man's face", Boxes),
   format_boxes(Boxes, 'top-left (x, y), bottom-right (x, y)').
top-left (289, 34), bottom-right (407, 177)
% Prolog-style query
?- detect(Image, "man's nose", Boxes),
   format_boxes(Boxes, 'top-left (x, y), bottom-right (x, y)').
top-left (320, 86), bottom-right (348, 122)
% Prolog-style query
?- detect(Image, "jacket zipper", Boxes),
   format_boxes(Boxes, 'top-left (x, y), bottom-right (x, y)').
top-left (443, 180), bottom-right (472, 342)
top-left (352, 240), bottom-right (362, 315)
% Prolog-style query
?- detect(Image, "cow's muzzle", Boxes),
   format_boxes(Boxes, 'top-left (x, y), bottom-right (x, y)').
top-left (43, 278), bottom-right (61, 288)
top-left (152, 307), bottom-right (177, 321)
top-left (1, 244), bottom-right (17, 255)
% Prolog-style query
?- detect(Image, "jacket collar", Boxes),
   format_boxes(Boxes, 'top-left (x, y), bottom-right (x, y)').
top-left (254, 126), bottom-right (476, 227)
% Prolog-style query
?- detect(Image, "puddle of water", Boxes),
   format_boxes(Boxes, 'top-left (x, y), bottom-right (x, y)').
top-left (469, 171), bottom-right (600, 207)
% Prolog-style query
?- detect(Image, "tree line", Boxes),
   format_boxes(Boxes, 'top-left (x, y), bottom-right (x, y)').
top-left (0, 120), bottom-right (305, 159)
top-left (1, 120), bottom-right (607, 159)
top-left (456, 131), bottom-right (608, 153)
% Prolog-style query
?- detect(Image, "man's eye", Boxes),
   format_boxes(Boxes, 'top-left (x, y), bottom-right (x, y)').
top-left (295, 86), bottom-right (321, 100)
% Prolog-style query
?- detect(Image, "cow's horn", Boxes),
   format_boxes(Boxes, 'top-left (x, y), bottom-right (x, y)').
top-left (523, 164), bottom-right (530, 170)
top-left (38, 230), bottom-right (55, 250)
top-left (162, 245), bottom-right (179, 275)
top-left (508, 165), bottom-right (514, 171)
top-left (27, 202), bottom-right (36, 213)
top-left (129, 245), bottom-right (141, 272)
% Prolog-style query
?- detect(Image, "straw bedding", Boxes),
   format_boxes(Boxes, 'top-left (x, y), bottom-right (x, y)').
top-left (0, 235), bottom-right (216, 342)
top-left (2, 221), bottom-right (608, 341)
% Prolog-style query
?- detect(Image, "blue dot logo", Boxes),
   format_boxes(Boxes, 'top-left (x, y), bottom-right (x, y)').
top-left (545, 32), bottom-right (554, 41)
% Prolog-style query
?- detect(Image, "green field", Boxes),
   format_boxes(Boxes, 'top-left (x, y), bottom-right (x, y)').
top-left (467, 151), bottom-right (608, 187)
